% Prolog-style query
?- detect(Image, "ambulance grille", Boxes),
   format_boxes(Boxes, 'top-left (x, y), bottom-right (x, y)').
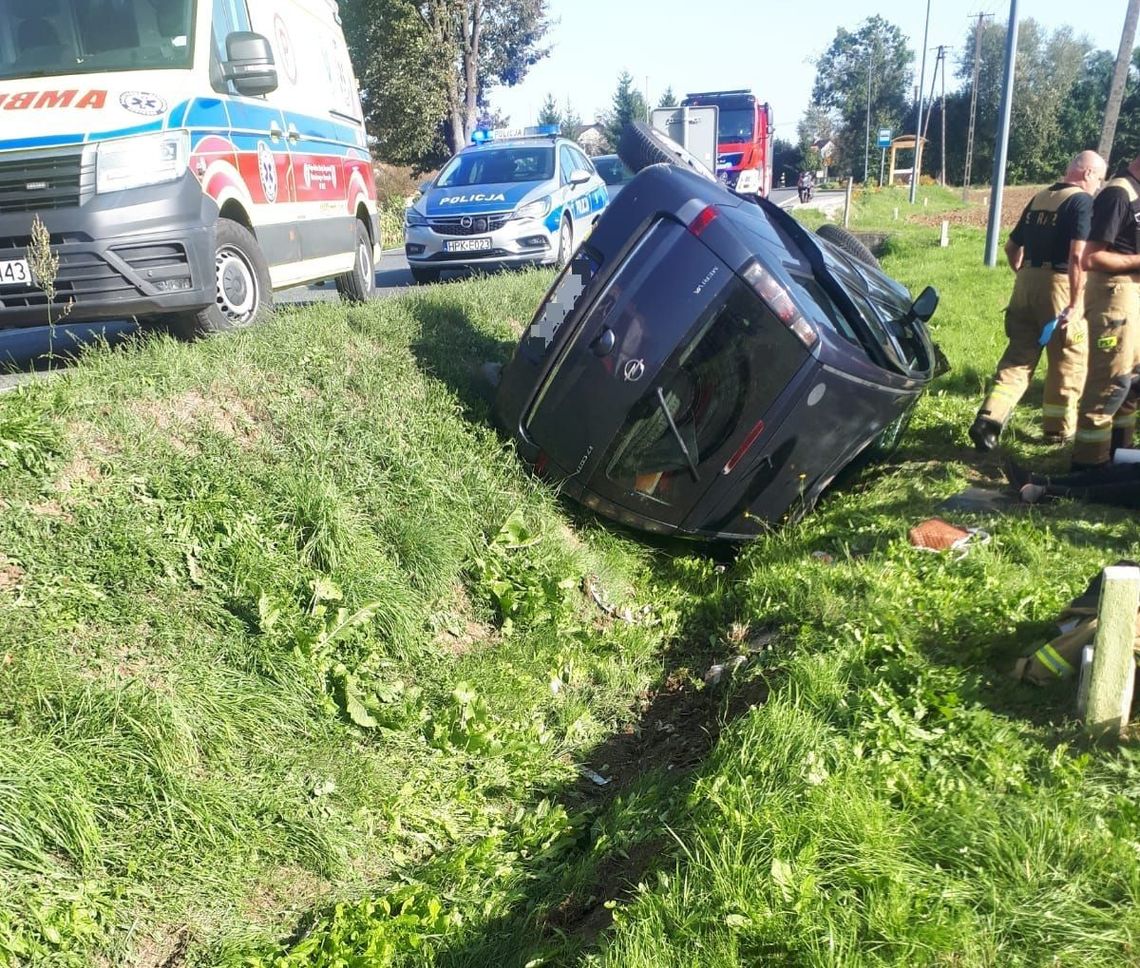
top-left (430, 214), bottom-right (510, 236)
top-left (0, 149), bottom-right (91, 213)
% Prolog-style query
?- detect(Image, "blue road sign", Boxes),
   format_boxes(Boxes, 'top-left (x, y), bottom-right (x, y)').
top-left (877, 128), bottom-right (892, 149)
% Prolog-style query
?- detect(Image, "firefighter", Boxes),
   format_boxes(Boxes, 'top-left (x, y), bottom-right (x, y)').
top-left (969, 151), bottom-right (1106, 451)
top-left (1072, 152), bottom-right (1140, 468)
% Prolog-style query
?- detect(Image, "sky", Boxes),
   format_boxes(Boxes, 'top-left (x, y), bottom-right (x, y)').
top-left (489, 0), bottom-right (1131, 138)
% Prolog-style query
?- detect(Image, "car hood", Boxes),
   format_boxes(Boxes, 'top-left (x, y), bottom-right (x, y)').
top-left (420, 180), bottom-right (549, 217)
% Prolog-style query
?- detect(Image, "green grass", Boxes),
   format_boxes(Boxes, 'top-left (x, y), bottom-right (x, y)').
top-left (1, 189), bottom-right (1139, 967)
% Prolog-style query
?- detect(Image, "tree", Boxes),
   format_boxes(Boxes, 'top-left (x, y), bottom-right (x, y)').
top-left (563, 103), bottom-right (584, 138)
top-left (1100, 0), bottom-right (1140, 159)
top-left (657, 85), bottom-right (677, 108)
top-left (339, 0), bottom-right (552, 163)
top-left (811, 16), bottom-right (912, 179)
top-left (772, 138), bottom-right (800, 188)
top-left (603, 71), bottom-right (649, 150)
top-left (537, 93), bottom-right (562, 128)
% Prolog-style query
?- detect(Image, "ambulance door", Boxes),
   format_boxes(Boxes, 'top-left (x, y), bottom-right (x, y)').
top-left (254, 0), bottom-right (354, 275)
top-left (210, 0), bottom-right (300, 267)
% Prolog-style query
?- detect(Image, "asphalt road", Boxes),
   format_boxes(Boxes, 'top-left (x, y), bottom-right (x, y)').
top-left (0, 186), bottom-right (839, 389)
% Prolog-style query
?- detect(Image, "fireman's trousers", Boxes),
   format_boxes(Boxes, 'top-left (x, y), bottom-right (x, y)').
top-left (1072, 272), bottom-right (1140, 466)
top-left (978, 267), bottom-right (1087, 437)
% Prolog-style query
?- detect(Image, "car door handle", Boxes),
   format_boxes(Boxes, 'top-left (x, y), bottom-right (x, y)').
top-left (286, 124), bottom-right (301, 142)
top-left (269, 122), bottom-right (284, 141)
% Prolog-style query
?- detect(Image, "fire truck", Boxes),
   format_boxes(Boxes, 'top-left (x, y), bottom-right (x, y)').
top-left (680, 90), bottom-right (773, 197)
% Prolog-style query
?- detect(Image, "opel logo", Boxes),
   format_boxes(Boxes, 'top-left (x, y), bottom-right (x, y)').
top-left (460, 216), bottom-right (473, 228)
top-left (622, 358), bottom-right (645, 382)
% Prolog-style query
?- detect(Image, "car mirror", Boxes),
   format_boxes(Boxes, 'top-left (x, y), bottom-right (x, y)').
top-left (223, 31), bottom-right (278, 97)
top-left (569, 169), bottom-right (592, 186)
top-left (911, 286), bottom-right (939, 322)
top-left (418, 180), bottom-right (433, 195)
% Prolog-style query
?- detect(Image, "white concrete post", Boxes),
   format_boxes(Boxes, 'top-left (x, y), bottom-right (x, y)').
top-left (1085, 565), bottom-right (1140, 739)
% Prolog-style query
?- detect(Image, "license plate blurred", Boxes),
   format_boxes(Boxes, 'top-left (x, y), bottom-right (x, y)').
top-left (444, 238), bottom-right (491, 253)
top-left (0, 260), bottom-right (30, 288)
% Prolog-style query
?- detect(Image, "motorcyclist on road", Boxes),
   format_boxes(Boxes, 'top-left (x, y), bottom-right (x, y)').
top-left (798, 171), bottom-right (814, 204)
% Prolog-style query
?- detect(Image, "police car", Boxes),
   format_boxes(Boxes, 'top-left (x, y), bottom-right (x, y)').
top-left (404, 125), bottom-right (609, 283)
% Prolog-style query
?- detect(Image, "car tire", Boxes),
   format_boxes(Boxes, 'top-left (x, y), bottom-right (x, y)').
top-left (618, 120), bottom-right (717, 182)
top-left (335, 219), bottom-right (375, 302)
top-left (815, 224), bottom-right (881, 270)
top-left (168, 218), bottom-right (273, 339)
top-left (555, 216), bottom-right (573, 268)
top-left (410, 266), bottom-right (441, 285)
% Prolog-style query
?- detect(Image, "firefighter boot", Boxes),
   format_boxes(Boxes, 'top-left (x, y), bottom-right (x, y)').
top-left (968, 415), bottom-right (1003, 452)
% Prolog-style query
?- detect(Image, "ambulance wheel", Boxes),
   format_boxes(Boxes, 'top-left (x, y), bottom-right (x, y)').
top-left (555, 217), bottom-right (573, 268)
top-left (815, 224), bottom-right (880, 270)
top-left (618, 120), bottom-right (717, 182)
top-left (335, 220), bottom-right (376, 302)
top-left (169, 219), bottom-right (272, 339)
top-left (410, 267), bottom-right (441, 284)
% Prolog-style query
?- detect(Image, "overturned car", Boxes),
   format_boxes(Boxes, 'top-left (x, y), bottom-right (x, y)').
top-left (494, 126), bottom-right (940, 541)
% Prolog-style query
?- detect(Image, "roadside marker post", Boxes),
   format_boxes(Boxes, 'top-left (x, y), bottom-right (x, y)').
top-left (1084, 565), bottom-right (1140, 740)
top-left (844, 177), bottom-right (853, 228)
top-left (940, 220), bottom-right (949, 247)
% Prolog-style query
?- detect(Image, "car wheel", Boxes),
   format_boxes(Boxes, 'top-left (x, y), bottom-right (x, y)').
top-left (168, 218), bottom-right (273, 339)
top-left (410, 266), bottom-right (441, 285)
top-left (815, 224), bottom-right (881, 270)
top-left (618, 120), bottom-right (717, 182)
top-left (335, 220), bottom-right (375, 302)
top-left (555, 217), bottom-right (573, 268)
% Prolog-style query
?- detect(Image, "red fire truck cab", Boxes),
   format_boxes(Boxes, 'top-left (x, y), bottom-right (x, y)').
top-left (680, 89), bottom-right (773, 197)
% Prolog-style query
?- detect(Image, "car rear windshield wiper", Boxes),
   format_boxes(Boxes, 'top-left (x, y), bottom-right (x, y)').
top-left (657, 387), bottom-right (701, 483)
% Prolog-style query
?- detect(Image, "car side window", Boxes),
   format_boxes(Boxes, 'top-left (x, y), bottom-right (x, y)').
top-left (210, 0), bottom-right (253, 94)
top-left (570, 147), bottom-right (594, 175)
top-left (559, 147), bottom-right (576, 186)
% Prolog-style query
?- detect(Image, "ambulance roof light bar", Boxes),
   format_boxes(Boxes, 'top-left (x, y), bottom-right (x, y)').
top-left (470, 124), bottom-right (561, 144)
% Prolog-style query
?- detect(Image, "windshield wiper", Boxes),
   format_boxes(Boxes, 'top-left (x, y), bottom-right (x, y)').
top-left (656, 387), bottom-right (701, 483)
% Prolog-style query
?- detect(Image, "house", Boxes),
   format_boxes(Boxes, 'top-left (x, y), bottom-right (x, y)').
top-left (573, 123), bottom-right (609, 156)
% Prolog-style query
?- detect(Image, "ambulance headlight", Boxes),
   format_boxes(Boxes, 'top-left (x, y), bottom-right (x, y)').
top-left (513, 196), bottom-right (551, 220)
top-left (96, 131), bottom-right (190, 195)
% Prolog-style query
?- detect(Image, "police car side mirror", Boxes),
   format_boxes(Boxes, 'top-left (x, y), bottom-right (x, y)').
top-left (569, 169), bottom-right (592, 186)
top-left (418, 180), bottom-right (433, 195)
top-left (911, 286), bottom-right (939, 323)
top-left (223, 31), bottom-right (279, 97)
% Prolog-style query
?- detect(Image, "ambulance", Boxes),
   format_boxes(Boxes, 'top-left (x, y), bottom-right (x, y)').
top-left (0, 0), bottom-right (380, 337)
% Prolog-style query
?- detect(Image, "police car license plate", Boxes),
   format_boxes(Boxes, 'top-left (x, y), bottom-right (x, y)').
top-left (0, 259), bottom-right (31, 288)
top-left (444, 238), bottom-right (492, 253)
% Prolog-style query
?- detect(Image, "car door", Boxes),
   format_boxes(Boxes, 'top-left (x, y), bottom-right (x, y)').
top-left (210, 0), bottom-right (299, 267)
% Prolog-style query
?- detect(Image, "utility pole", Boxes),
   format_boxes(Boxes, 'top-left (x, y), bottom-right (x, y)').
top-left (1099, 0), bottom-right (1140, 162)
top-left (939, 46), bottom-right (948, 186)
top-left (909, 0), bottom-right (932, 204)
top-left (984, 0), bottom-right (1019, 267)
top-left (864, 46), bottom-right (875, 184)
top-left (962, 12), bottom-right (992, 201)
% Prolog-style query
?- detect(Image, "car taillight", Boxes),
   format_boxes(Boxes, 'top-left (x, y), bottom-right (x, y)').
top-left (687, 204), bottom-right (719, 237)
top-left (722, 417), bottom-right (765, 475)
top-left (740, 258), bottom-right (818, 349)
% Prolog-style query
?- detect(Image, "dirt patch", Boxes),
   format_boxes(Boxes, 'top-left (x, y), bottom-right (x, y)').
top-left (128, 386), bottom-right (268, 453)
top-left (0, 554), bottom-right (25, 594)
top-left (913, 185), bottom-right (1041, 231)
top-left (434, 583), bottom-right (496, 656)
top-left (240, 865), bottom-right (331, 932)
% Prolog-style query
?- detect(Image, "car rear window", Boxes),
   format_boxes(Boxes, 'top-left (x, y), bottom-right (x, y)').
top-left (604, 281), bottom-right (804, 505)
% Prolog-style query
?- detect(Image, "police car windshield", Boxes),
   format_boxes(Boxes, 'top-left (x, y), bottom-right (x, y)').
top-left (437, 145), bottom-right (556, 188)
top-left (0, 0), bottom-right (195, 80)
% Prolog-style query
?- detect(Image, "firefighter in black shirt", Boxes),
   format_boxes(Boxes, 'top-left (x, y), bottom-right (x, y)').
top-left (1072, 153), bottom-right (1140, 467)
top-left (969, 151), bottom-right (1106, 451)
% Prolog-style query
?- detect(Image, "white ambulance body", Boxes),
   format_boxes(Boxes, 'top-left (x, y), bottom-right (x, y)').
top-left (0, 0), bottom-right (380, 336)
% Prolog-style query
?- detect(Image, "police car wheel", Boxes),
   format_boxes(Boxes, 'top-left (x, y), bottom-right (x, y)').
top-left (815, 224), bottom-right (881, 270)
top-left (555, 217), bottom-right (573, 268)
top-left (168, 219), bottom-right (273, 339)
top-left (335, 220), bottom-right (375, 302)
top-left (410, 266), bottom-right (441, 284)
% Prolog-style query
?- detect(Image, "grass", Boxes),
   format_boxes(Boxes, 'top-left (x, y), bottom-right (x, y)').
top-left (1, 187), bottom-right (1138, 967)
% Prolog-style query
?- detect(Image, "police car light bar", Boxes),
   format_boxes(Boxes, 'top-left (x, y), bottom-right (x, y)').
top-left (470, 124), bottom-right (560, 144)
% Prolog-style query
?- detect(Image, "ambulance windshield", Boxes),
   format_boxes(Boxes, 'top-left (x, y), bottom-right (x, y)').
top-left (0, 0), bottom-right (195, 80)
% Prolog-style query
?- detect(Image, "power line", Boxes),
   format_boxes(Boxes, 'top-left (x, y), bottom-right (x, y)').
top-left (962, 12), bottom-right (994, 200)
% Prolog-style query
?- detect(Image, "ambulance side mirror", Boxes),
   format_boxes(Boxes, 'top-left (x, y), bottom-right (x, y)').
top-left (223, 31), bottom-right (278, 97)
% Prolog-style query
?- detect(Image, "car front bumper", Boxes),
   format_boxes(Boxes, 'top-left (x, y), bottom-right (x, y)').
top-left (0, 169), bottom-right (216, 331)
top-left (404, 215), bottom-right (556, 269)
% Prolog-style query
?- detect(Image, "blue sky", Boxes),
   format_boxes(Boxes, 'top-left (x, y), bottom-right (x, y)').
top-left (489, 0), bottom-right (1131, 136)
